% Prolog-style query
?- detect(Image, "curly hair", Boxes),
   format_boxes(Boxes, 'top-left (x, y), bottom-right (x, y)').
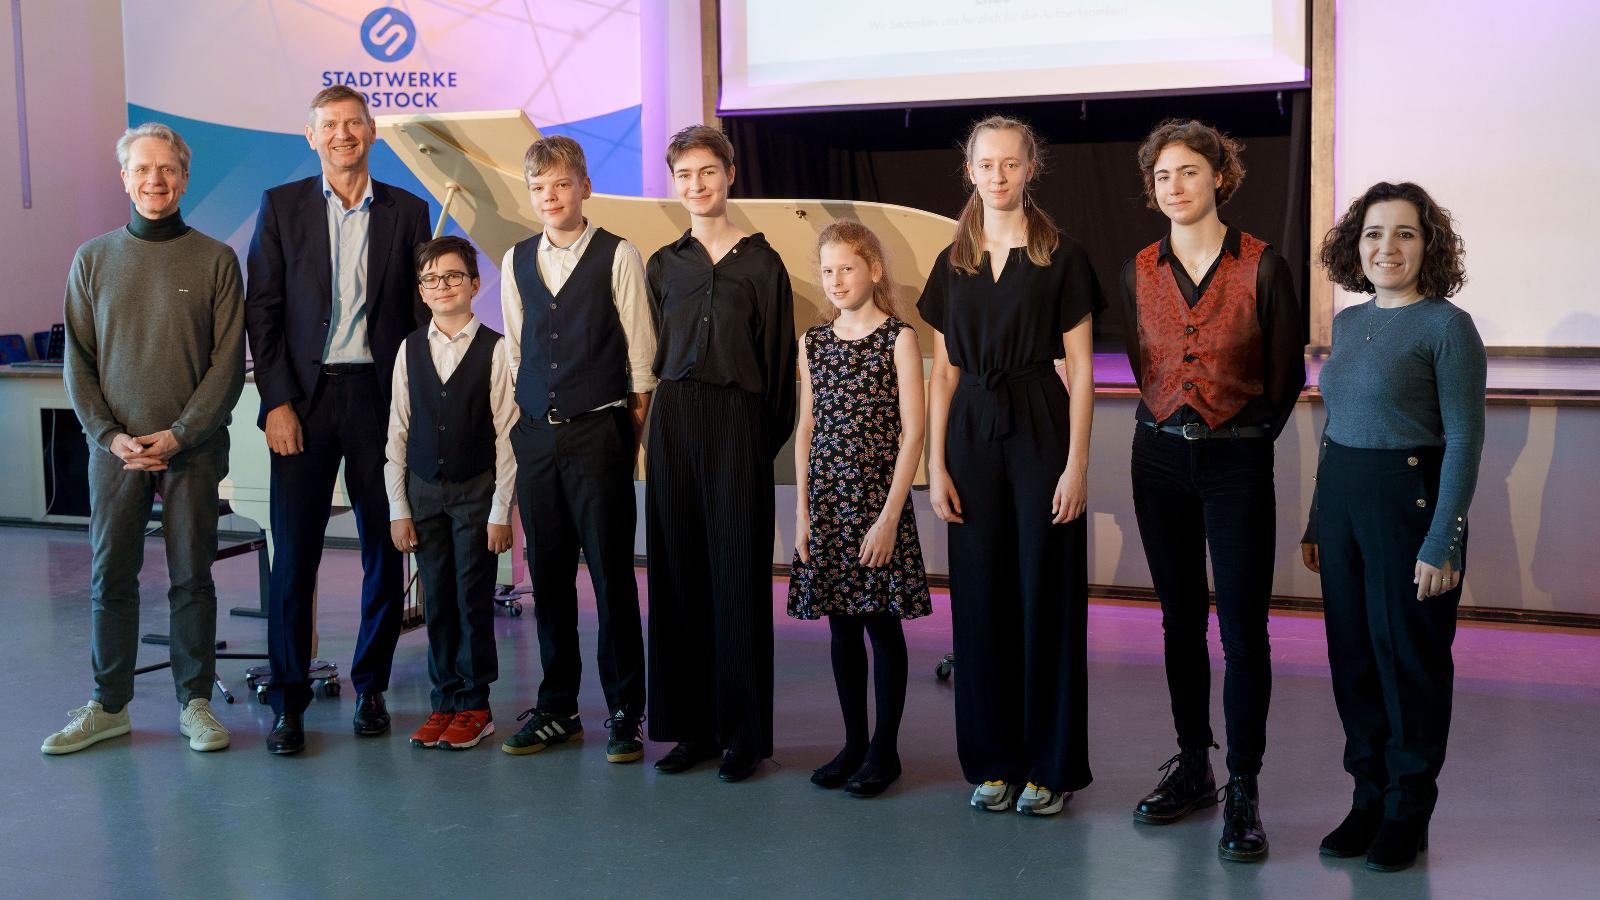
top-left (1319, 182), bottom-right (1466, 299)
top-left (1136, 119), bottom-right (1246, 210)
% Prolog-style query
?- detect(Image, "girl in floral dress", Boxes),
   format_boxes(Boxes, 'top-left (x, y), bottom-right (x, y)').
top-left (789, 220), bottom-right (930, 798)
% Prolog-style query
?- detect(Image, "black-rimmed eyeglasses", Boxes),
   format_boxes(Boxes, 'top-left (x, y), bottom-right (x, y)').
top-left (419, 272), bottom-right (469, 289)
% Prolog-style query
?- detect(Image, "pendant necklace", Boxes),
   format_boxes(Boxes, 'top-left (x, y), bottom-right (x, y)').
top-left (1364, 299), bottom-right (1418, 342)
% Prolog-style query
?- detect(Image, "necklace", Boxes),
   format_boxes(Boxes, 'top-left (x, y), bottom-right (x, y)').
top-left (1181, 243), bottom-right (1222, 281)
top-left (1363, 300), bottom-right (1418, 342)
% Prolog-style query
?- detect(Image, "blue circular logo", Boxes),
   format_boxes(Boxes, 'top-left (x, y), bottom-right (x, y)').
top-left (360, 7), bottom-right (416, 62)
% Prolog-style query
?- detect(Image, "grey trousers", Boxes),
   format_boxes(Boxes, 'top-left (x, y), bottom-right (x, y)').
top-left (408, 469), bottom-right (499, 712)
top-left (88, 431), bottom-right (228, 708)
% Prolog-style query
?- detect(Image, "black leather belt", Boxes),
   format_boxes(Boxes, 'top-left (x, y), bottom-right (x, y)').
top-left (544, 406), bottom-right (613, 425)
top-left (321, 363), bottom-right (374, 375)
top-left (1143, 420), bottom-right (1270, 440)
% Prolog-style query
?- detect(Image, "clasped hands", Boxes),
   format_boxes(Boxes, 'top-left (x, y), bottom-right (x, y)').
top-left (110, 430), bottom-right (180, 471)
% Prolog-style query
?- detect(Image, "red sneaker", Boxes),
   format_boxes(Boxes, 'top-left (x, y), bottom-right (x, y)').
top-left (438, 709), bottom-right (494, 750)
top-left (410, 712), bottom-right (454, 748)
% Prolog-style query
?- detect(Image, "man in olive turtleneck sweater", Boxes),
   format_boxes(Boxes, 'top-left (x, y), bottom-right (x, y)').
top-left (44, 123), bottom-right (245, 756)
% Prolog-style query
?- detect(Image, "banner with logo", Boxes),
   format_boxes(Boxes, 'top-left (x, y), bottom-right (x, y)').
top-left (122, 1), bottom-right (644, 324)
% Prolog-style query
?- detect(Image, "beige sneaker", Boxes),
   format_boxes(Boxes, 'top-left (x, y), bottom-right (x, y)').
top-left (179, 698), bottom-right (231, 752)
top-left (41, 701), bottom-right (131, 755)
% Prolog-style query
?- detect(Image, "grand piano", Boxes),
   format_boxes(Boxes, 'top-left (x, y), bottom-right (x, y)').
top-left (219, 110), bottom-right (957, 592)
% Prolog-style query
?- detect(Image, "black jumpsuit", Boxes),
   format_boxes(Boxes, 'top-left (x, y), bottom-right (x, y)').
top-left (918, 236), bottom-right (1103, 791)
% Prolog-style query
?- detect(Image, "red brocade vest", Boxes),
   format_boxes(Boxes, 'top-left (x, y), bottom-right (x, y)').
top-left (1134, 232), bottom-right (1266, 428)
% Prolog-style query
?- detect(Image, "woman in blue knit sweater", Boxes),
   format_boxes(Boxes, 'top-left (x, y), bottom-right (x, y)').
top-left (1301, 181), bottom-right (1487, 873)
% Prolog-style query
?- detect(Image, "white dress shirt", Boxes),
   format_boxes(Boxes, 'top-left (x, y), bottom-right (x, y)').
top-left (499, 220), bottom-right (658, 413)
top-left (384, 316), bottom-right (518, 525)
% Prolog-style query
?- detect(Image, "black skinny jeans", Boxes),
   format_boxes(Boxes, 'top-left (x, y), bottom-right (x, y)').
top-left (1130, 425), bottom-right (1276, 777)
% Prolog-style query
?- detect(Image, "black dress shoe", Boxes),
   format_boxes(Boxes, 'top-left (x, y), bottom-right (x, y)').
top-left (844, 758), bottom-right (902, 798)
top-left (1320, 807), bottom-right (1383, 857)
top-left (1366, 819), bottom-right (1428, 872)
top-left (811, 747), bottom-right (867, 789)
top-left (1133, 746), bottom-right (1218, 824)
top-left (353, 692), bottom-right (390, 736)
top-left (267, 713), bottom-right (305, 755)
top-left (1218, 775), bottom-right (1269, 862)
top-left (717, 746), bottom-right (761, 782)
top-left (654, 740), bottom-right (720, 774)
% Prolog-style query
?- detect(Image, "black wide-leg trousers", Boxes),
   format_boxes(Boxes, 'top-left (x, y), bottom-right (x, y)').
top-left (512, 407), bottom-right (645, 718)
top-left (1130, 425), bottom-right (1276, 777)
top-left (947, 376), bottom-right (1091, 792)
top-left (1316, 440), bottom-right (1462, 823)
top-left (645, 380), bottom-right (775, 757)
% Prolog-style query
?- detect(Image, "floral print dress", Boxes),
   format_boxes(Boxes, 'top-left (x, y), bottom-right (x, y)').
top-left (788, 316), bottom-right (931, 620)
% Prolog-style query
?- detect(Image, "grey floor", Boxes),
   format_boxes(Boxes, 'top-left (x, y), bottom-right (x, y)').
top-left (1, 525), bottom-right (1597, 899)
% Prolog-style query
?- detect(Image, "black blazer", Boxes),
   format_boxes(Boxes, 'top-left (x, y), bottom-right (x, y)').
top-left (244, 175), bottom-right (431, 426)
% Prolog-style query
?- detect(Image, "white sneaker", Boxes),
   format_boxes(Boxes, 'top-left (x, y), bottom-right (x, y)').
top-left (1016, 782), bottom-right (1069, 816)
top-left (41, 701), bottom-right (131, 755)
top-left (970, 780), bottom-right (1020, 812)
top-left (179, 699), bottom-right (231, 752)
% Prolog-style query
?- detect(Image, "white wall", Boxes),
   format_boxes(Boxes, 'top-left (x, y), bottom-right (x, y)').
top-left (1335, 1), bottom-right (1600, 347)
top-left (0, 1), bottom-right (129, 344)
top-left (640, 0), bottom-right (707, 198)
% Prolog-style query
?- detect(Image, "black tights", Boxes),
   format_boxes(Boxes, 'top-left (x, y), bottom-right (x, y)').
top-left (827, 614), bottom-right (908, 775)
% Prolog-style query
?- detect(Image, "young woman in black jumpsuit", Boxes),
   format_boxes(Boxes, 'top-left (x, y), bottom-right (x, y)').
top-left (920, 115), bottom-right (1102, 816)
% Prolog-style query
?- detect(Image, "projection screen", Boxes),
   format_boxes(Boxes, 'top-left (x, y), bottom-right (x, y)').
top-left (718, 0), bottom-right (1308, 113)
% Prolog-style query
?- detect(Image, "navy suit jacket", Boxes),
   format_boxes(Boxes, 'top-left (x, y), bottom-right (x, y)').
top-left (244, 175), bottom-right (431, 427)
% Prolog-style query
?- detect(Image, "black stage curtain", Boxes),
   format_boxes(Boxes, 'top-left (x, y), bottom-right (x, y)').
top-left (725, 90), bottom-right (1312, 350)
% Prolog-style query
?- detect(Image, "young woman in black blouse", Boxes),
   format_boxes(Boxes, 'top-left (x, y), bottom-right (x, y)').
top-left (643, 125), bottom-right (797, 783)
top-left (920, 115), bottom-right (1102, 816)
top-left (1118, 120), bottom-right (1305, 863)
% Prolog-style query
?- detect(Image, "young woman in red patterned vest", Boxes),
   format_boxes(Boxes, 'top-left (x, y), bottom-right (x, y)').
top-left (1116, 120), bottom-right (1306, 863)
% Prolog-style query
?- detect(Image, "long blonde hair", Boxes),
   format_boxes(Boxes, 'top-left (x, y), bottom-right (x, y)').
top-left (949, 115), bottom-right (1060, 276)
top-left (816, 219), bottom-right (897, 319)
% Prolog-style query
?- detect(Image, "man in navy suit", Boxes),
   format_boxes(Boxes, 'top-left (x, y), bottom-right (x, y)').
top-left (245, 85), bottom-right (431, 754)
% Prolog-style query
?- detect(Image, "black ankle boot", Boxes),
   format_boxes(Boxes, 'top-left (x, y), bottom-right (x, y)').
top-left (1133, 744), bottom-right (1217, 824)
top-left (1366, 819), bottom-right (1428, 872)
top-left (1218, 775), bottom-right (1268, 862)
top-left (1320, 807), bottom-right (1383, 857)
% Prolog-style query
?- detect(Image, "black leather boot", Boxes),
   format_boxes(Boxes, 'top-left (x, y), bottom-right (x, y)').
top-left (1366, 819), bottom-right (1428, 872)
top-left (1320, 807), bottom-right (1383, 857)
top-left (1218, 775), bottom-right (1268, 862)
top-left (1133, 745), bottom-right (1218, 824)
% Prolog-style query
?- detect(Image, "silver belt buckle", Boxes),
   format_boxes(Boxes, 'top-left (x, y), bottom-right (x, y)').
top-left (1180, 422), bottom-right (1205, 441)
top-left (546, 410), bottom-right (568, 425)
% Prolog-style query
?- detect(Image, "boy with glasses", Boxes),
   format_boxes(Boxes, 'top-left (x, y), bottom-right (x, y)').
top-left (384, 236), bottom-right (517, 750)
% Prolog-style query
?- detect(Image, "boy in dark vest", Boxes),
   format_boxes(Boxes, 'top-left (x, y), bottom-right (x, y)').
top-left (498, 136), bottom-right (657, 763)
top-left (384, 235), bottom-right (518, 750)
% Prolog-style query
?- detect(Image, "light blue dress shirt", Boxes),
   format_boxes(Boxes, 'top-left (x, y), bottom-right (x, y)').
top-left (322, 175), bottom-right (374, 364)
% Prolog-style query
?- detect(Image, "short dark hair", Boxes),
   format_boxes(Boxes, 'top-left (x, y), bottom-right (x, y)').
top-left (1320, 181), bottom-right (1466, 299)
top-left (1136, 119), bottom-right (1246, 209)
top-left (665, 124), bottom-right (734, 171)
top-left (415, 236), bottom-right (479, 280)
top-left (308, 86), bottom-right (373, 124)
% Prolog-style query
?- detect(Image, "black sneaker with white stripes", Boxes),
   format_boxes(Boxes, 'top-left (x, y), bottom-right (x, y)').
top-left (604, 709), bottom-right (644, 763)
top-left (501, 708), bottom-right (582, 755)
